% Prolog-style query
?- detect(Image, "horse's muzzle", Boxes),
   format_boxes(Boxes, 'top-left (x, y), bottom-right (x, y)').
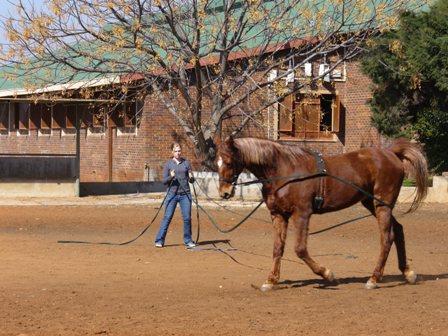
top-left (221, 192), bottom-right (232, 199)
top-left (219, 185), bottom-right (235, 199)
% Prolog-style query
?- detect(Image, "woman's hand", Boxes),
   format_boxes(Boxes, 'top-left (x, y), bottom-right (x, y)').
top-left (188, 171), bottom-right (195, 183)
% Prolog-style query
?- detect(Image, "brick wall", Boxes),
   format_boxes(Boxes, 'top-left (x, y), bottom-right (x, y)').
top-left (336, 61), bottom-right (380, 152)
top-left (0, 60), bottom-right (378, 183)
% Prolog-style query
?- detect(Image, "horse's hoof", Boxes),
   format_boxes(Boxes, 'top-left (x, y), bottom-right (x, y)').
top-left (365, 279), bottom-right (378, 290)
top-left (260, 283), bottom-right (275, 292)
top-left (405, 270), bottom-right (417, 284)
top-left (324, 269), bottom-right (335, 282)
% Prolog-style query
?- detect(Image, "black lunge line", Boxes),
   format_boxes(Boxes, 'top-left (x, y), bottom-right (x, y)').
top-left (57, 178), bottom-right (175, 245)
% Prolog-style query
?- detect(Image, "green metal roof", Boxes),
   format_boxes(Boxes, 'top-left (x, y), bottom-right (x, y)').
top-left (0, 0), bottom-right (427, 94)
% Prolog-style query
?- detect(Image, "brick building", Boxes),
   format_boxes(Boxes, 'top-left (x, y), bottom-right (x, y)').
top-left (0, 55), bottom-right (378, 195)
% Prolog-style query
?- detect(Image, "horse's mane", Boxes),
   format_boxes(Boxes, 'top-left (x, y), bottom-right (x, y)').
top-left (233, 138), bottom-right (311, 166)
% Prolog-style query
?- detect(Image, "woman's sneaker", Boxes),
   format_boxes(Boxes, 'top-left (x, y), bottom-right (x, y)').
top-left (155, 242), bottom-right (163, 248)
top-left (185, 241), bottom-right (197, 249)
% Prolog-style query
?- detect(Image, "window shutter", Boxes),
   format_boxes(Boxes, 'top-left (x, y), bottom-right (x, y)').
top-left (278, 94), bottom-right (294, 132)
top-left (92, 105), bottom-right (105, 127)
top-left (53, 104), bottom-right (65, 129)
top-left (77, 104), bottom-right (88, 128)
top-left (0, 103), bottom-right (8, 130)
top-left (124, 102), bottom-right (135, 127)
top-left (66, 105), bottom-right (76, 129)
top-left (30, 104), bottom-right (41, 130)
top-left (15, 103), bottom-right (30, 130)
top-left (108, 106), bottom-right (118, 127)
top-left (331, 95), bottom-right (340, 132)
top-left (297, 97), bottom-right (320, 138)
top-left (81, 105), bottom-right (93, 128)
top-left (40, 105), bottom-right (52, 129)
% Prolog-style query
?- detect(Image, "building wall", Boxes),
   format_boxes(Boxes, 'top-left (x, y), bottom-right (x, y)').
top-left (0, 60), bottom-right (377, 186)
top-left (278, 61), bottom-right (379, 156)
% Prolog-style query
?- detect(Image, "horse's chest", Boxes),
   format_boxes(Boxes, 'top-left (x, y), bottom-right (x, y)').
top-left (265, 193), bottom-right (295, 213)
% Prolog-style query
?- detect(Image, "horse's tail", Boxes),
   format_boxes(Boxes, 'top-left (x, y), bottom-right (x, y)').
top-left (389, 138), bottom-right (429, 213)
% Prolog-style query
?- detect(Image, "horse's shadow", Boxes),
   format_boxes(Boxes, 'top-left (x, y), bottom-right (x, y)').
top-left (277, 273), bottom-right (448, 290)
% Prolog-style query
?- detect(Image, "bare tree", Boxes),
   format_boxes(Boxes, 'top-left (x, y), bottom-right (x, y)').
top-left (0, 0), bottom-right (425, 166)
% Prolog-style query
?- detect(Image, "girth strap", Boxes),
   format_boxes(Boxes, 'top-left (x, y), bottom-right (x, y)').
top-left (312, 151), bottom-right (327, 211)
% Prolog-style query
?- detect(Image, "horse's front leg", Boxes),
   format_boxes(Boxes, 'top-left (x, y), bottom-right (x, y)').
top-left (291, 210), bottom-right (335, 283)
top-left (261, 213), bottom-right (289, 291)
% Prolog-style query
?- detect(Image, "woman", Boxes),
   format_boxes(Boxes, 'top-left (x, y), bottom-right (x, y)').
top-left (154, 142), bottom-right (196, 248)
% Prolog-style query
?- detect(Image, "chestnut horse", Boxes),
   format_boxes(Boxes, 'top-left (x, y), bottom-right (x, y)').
top-left (217, 137), bottom-right (428, 290)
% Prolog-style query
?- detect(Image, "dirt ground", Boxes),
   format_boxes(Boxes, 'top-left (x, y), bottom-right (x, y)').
top-left (0, 199), bottom-right (447, 336)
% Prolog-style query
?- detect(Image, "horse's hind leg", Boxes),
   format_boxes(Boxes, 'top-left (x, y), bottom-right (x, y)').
top-left (291, 210), bottom-right (335, 283)
top-left (261, 214), bottom-right (288, 291)
top-left (361, 200), bottom-right (394, 289)
top-left (392, 216), bottom-right (417, 284)
top-left (362, 200), bottom-right (416, 285)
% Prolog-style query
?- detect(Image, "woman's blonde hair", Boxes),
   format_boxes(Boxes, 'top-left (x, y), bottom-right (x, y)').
top-left (171, 142), bottom-right (181, 151)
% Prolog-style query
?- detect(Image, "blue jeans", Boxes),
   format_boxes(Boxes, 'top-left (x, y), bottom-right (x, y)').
top-left (155, 193), bottom-right (193, 245)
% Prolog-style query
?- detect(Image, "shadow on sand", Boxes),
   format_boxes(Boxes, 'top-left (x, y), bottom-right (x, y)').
top-left (274, 273), bottom-right (448, 290)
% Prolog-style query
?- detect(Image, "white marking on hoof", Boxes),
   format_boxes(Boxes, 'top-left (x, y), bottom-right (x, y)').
top-left (365, 279), bottom-right (378, 290)
top-left (260, 283), bottom-right (274, 292)
top-left (405, 270), bottom-right (417, 284)
top-left (324, 269), bottom-right (335, 282)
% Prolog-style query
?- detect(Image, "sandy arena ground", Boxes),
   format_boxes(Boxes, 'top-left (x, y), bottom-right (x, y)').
top-left (0, 197), bottom-right (447, 335)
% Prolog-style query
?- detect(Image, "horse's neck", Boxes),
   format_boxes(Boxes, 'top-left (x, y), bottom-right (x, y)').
top-left (243, 163), bottom-right (270, 181)
top-left (240, 147), bottom-right (313, 181)
top-left (239, 152), bottom-right (280, 181)
top-left (237, 155), bottom-right (269, 181)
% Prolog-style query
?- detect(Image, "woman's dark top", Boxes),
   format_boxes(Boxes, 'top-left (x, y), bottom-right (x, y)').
top-left (162, 158), bottom-right (192, 194)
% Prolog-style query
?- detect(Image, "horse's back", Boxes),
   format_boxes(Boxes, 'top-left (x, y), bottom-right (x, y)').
top-left (327, 146), bottom-right (404, 180)
top-left (320, 146), bottom-right (405, 210)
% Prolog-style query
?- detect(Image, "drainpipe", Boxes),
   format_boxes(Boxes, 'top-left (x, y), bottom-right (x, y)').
top-left (108, 125), bottom-right (113, 182)
top-left (75, 109), bottom-right (81, 197)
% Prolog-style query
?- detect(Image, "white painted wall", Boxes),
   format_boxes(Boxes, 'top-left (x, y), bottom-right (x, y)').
top-left (0, 180), bottom-right (78, 197)
top-left (398, 176), bottom-right (448, 203)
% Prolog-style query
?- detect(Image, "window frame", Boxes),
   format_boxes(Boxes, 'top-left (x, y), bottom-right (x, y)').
top-left (277, 91), bottom-right (341, 141)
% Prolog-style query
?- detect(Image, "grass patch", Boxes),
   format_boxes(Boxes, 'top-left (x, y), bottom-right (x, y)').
top-left (402, 177), bottom-right (433, 187)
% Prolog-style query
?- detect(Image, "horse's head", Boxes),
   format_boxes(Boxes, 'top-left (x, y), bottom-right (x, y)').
top-left (216, 136), bottom-right (243, 199)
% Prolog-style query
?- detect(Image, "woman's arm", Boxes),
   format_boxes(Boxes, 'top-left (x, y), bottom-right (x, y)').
top-left (162, 161), bottom-right (173, 185)
top-left (186, 160), bottom-right (195, 183)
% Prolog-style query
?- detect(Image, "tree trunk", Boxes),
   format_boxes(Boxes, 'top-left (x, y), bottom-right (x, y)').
top-left (191, 128), bottom-right (218, 171)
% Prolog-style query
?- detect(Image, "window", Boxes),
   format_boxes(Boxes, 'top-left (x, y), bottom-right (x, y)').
top-left (0, 102), bottom-right (53, 135)
top-left (110, 102), bottom-right (133, 128)
top-left (111, 101), bottom-right (142, 135)
top-left (87, 104), bottom-right (106, 135)
top-left (32, 104), bottom-right (53, 135)
top-left (278, 92), bottom-right (341, 140)
top-left (52, 103), bottom-right (77, 135)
